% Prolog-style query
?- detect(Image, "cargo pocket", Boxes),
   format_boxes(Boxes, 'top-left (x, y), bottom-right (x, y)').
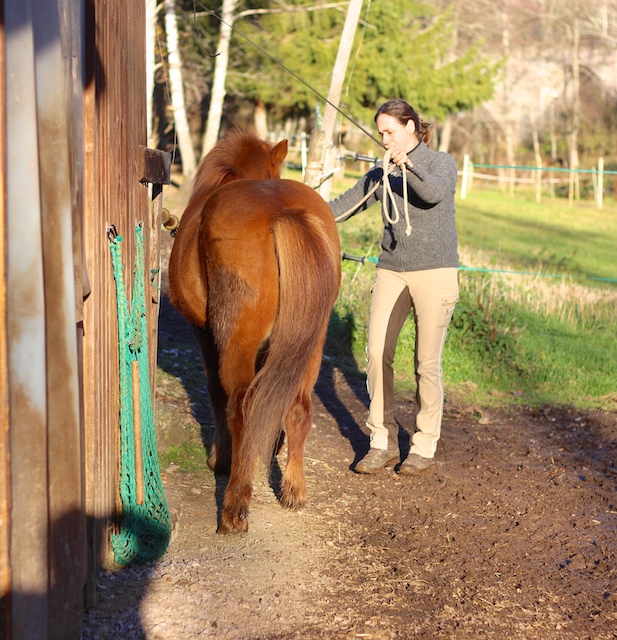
top-left (439, 292), bottom-right (459, 327)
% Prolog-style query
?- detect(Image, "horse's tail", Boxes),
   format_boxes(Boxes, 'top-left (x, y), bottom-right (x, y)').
top-left (241, 203), bottom-right (340, 463)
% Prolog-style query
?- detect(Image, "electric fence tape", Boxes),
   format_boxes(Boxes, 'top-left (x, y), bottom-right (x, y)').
top-left (341, 253), bottom-right (617, 285)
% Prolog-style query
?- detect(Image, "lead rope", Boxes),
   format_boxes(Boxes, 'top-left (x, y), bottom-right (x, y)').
top-left (334, 149), bottom-right (412, 236)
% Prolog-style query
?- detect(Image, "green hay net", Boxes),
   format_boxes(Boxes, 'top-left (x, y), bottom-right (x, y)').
top-left (108, 223), bottom-right (170, 565)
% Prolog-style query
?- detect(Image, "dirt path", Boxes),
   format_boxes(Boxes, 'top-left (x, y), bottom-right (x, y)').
top-left (81, 287), bottom-right (617, 639)
top-left (81, 189), bottom-right (617, 639)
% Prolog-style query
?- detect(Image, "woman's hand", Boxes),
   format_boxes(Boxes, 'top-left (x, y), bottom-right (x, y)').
top-left (387, 144), bottom-right (413, 169)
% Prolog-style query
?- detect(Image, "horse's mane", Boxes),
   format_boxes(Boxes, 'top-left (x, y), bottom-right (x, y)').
top-left (188, 130), bottom-right (279, 209)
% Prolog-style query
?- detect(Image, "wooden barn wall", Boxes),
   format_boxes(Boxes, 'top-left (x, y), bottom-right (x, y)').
top-left (1, 0), bottom-right (87, 638)
top-left (82, 0), bottom-right (152, 588)
top-left (0, 0), bottom-right (9, 632)
top-left (0, 0), bottom-right (159, 637)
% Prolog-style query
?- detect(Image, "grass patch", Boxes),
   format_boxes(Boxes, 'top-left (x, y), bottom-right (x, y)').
top-left (323, 185), bottom-right (617, 411)
top-left (456, 191), bottom-right (617, 284)
top-left (159, 440), bottom-right (210, 474)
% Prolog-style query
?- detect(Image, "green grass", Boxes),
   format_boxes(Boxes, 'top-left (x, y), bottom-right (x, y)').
top-left (320, 176), bottom-right (617, 411)
top-left (159, 440), bottom-right (210, 474)
top-left (456, 190), bottom-right (617, 284)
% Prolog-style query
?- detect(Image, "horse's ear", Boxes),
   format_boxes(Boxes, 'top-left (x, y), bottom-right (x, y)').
top-left (271, 139), bottom-right (288, 168)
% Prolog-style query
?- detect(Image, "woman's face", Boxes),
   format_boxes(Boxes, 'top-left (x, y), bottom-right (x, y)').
top-left (376, 114), bottom-right (418, 153)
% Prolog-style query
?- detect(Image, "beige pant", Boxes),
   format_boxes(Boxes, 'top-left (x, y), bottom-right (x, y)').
top-left (366, 267), bottom-right (458, 458)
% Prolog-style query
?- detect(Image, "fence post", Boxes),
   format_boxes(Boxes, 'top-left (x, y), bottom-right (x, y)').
top-left (300, 131), bottom-right (308, 176)
top-left (461, 154), bottom-right (469, 200)
top-left (597, 157), bottom-right (604, 210)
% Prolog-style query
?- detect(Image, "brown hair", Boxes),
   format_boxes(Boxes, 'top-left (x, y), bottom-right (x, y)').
top-left (375, 100), bottom-right (432, 146)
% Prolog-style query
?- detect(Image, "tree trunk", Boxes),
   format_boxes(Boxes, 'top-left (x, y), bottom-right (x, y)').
top-left (254, 100), bottom-right (268, 139)
top-left (164, 0), bottom-right (196, 177)
top-left (438, 114), bottom-right (453, 153)
top-left (202, 0), bottom-right (238, 157)
top-left (501, 7), bottom-right (516, 196)
top-left (315, 0), bottom-right (363, 200)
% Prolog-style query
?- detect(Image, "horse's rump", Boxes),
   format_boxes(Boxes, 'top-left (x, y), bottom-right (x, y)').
top-left (202, 179), bottom-right (341, 462)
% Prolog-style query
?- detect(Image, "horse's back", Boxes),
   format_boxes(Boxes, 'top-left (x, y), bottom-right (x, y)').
top-left (202, 178), bottom-right (339, 250)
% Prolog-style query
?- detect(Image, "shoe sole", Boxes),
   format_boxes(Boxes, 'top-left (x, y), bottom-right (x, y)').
top-left (397, 460), bottom-right (433, 475)
top-left (354, 456), bottom-right (401, 474)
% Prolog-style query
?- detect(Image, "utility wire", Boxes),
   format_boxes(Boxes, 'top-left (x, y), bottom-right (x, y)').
top-left (199, 5), bottom-right (384, 149)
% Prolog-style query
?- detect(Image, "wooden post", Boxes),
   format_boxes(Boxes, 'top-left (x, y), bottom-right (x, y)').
top-left (461, 154), bottom-right (470, 200)
top-left (597, 157), bottom-right (604, 210)
top-left (303, 129), bottom-right (326, 188)
top-left (138, 146), bottom-right (171, 397)
top-left (532, 126), bottom-right (542, 203)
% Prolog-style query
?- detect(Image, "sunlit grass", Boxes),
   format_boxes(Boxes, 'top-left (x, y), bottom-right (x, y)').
top-left (321, 180), bottom-right (617, 410)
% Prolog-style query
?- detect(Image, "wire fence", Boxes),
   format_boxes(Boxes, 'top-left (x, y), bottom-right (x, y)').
top-left (460, 155), bottom-right (616, 210)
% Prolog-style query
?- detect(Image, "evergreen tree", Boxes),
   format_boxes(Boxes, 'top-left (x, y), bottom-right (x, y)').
top-left (230, 1), bottom-right (498, 130)
top-left (346, 2), bottom-right (499, 123)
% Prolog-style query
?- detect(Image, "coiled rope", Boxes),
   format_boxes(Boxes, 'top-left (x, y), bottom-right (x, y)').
top-left (335, 148), bottom-right (412, 236)
top-left (109, 223), bottom-right (171, 565)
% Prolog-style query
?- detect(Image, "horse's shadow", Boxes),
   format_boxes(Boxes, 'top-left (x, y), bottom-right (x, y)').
top-left (314, 310), bottom-right (411, 469)
top-left (157, 294), bottom-right (288, 520)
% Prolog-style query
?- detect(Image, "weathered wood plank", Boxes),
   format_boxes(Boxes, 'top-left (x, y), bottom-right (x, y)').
top-left (5, 3), bottom-right (49, 637)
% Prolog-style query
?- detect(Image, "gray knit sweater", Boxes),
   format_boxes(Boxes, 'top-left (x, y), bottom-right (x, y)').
top-left (329, 141), bottom-right (459, 272)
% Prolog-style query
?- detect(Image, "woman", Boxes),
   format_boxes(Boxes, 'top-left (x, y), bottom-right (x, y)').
top-left (329, 100), bottom-right (459, 475)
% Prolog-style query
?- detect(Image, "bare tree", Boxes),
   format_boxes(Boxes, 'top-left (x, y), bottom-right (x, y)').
top-left (314, 0), bottom-right (364, 200)
top-left (567, 15), bottom-right (581, 204)
top-left (164, 0), bottom-right (197, 177)
top-left (199, 1), bottom-right (349, 157)
top-left (201, 0), bottom-right (238, 156)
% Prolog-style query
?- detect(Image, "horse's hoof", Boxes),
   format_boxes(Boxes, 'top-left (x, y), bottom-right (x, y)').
top-left (279, 488), bottom-right (306, 511)
top-left (217, 509), bottom-right (249, 534)
top-left (216, 509), bottom-right (249, 533)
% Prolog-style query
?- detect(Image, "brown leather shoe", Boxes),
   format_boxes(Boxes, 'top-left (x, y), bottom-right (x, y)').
top-left (354, 448), bottom-right (400, 474)
top-left (398, 453), bottom-right (434, 475)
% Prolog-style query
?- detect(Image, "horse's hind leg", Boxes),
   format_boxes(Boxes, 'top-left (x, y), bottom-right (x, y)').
top-left (193, 325), bottom-right (231, 473)
top-left (217, 334), bottom-right (268, 534)
top-left (280, 389), bottom-right (313, 510)
top-left (217, 386), bottom-right (256, 534)
top-left (280, 341), bottom-right (326, 510)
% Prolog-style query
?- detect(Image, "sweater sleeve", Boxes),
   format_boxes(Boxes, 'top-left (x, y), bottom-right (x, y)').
top-left (406, 152), bottom-right (458, 205)
top-left (329, 165), bottom-right (384, 222)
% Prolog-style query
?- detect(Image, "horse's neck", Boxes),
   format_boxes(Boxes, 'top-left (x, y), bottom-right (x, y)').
top-left (188, 166), bottom-right (229, 208)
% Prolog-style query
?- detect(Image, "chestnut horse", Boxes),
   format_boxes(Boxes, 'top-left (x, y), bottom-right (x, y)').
top-left (168, 131), bottom-right (341, 533)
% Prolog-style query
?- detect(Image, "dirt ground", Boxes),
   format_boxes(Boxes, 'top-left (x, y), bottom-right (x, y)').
top-left (81, 202), bottom-right (617, 640)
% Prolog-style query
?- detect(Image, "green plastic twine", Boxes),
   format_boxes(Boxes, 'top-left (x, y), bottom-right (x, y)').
top-left (109, 223), bottom-right (171, 565)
